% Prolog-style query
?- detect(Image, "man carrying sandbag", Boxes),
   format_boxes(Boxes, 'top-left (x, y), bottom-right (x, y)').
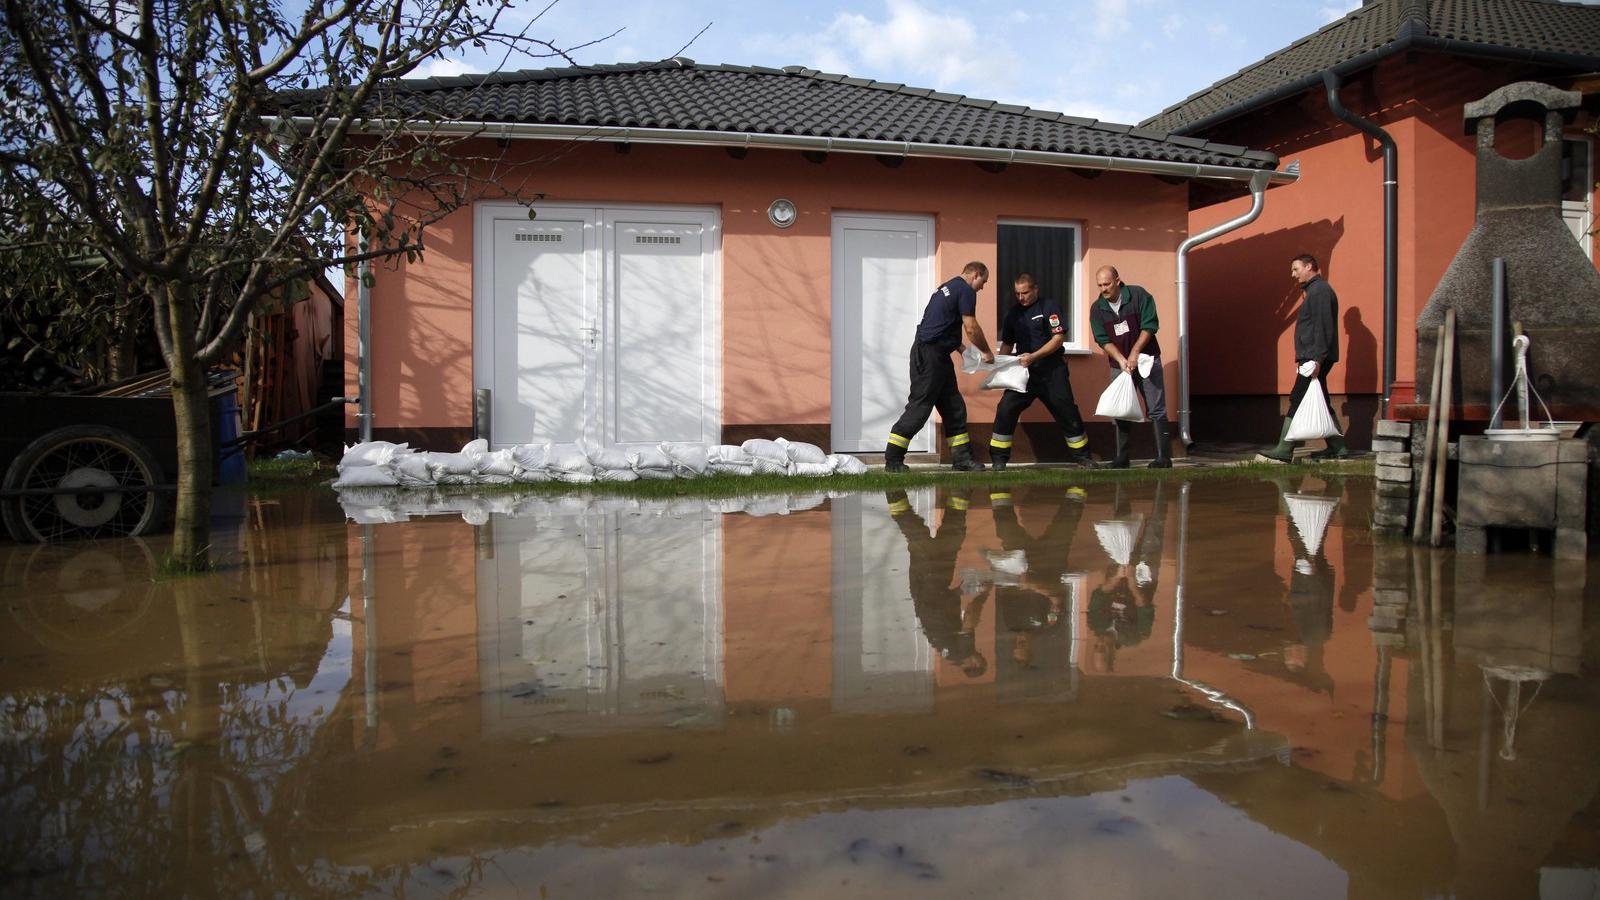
top-left (1259, 254), bottom-right (1348, 462)
top-left (1089, 266), bottom-right (1170, 468)
top-left (987, 273), bottom-right (1094, 471)
top-left (884, 262), bottom-right (996, 472)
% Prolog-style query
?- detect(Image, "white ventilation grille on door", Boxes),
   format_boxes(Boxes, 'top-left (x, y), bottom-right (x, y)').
top-left (514, 232), bottom-right (562, 242)
top-left (635, 235), bottom-right (681, 245)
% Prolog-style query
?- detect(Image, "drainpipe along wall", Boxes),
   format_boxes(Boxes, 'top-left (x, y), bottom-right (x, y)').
top-left (1323, 70), bottom-right (1398, 416)
top-left (1177, 169), bottom-right (1274, 447)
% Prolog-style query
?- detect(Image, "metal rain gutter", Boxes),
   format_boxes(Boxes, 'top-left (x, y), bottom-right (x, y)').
top-left (1175, 169), bottom-right (1275, 447)
top-left (357, 246), bottom-right (373, 443)
top-left (282, 116), bottom-right (1298, 186)
top-left (1323, 69), bottom-right (1398, 416)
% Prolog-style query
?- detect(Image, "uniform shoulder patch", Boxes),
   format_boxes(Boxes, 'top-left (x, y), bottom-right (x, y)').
top-left (940, 286), bottom-right (951, 297)
top-left (1048, 313), bottom-right (1062, 333)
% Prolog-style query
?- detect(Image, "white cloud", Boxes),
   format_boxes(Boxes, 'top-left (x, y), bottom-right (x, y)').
top-left (1318, 1), bottom-right (1361, 23)
top-left (1091, 0), bottom-right (1133, 39)
top-left (421, 57), bottom-right (477, 78)
top-left (741, 0), bottom-right (1010, 92)
top-left (1160, 13), bottom-right (1185, 40)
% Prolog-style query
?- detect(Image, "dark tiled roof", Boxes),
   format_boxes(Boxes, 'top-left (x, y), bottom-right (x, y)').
top-left (331, 59), bottom-right (1277, 171)
top-left (1142, 0), bottom-right (1600, 134)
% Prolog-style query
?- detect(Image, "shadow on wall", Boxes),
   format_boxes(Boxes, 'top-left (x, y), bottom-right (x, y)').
top-left (1188, 218), bottom-right (1346, 395)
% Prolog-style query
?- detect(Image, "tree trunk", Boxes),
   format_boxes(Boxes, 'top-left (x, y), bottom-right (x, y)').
top-left (170, 355), bottom-right (213, 568)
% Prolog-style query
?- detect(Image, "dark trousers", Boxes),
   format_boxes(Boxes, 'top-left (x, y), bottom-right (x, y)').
top-left (889, 342), bottom-right (967, 443)
top-left (1287, 360), bottom-right (1339, 420)
top-left (990, 361), bottom-right (1087, 454)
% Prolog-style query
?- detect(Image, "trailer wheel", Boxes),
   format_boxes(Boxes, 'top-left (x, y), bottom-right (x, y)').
top-left (1, 425), bottom-right (168, 543)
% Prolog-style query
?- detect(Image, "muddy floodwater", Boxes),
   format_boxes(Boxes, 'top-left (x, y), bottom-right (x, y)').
top-left (2, 475), bottom-right (1597, 898)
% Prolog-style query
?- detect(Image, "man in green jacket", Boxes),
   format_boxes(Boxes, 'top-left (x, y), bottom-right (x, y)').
top-left (1259, 254), bottom-right (1348, 462)
top-left (1089, 266), bottom-right (1170, 468)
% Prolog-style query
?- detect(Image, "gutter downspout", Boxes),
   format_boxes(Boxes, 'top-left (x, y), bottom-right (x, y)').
top-left (1177, 169), bottom-right (1274, 447)
top-left (357, 241), bottom-right (373, 443)
top-left (1323, 70), bottom-right (1398, 416)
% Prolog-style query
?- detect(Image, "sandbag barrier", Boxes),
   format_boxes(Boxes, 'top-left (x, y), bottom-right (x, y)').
top-left (332, 437), bottom-right (869, 491)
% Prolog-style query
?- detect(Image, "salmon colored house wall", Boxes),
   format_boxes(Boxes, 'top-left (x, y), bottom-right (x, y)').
top-left (346, 139), bottom-right (1195, 457)
top-left (1184, 55), bottom-right (1597, 444)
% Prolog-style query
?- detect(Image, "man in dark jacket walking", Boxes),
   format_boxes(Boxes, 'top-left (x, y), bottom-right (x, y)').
top-left (1089, 266), bottom-right (1170, 468)
top-left (1260, 254), bottom-right (1348, 462)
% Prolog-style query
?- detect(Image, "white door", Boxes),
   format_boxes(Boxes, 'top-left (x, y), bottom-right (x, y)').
top-left (605, 213), bottom-right (720, 448)
top-left (480, 214), bottom-right (597, 449)
top-left (476, 204), bottom-right (720, 451)
top-left (831, 213), bottom-right (935, 453)
top-left (830, 492), bottom-right (935, 714)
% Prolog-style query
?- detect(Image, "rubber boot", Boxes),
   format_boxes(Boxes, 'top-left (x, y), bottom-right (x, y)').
top-left (1311, 433), bottom-right (1350, 460)
top-left (1147, 417), bottom-right (1172, 468)
top-left (1257, 417), bottom-right (1298, 463)
top-left (884, 442), bottom-right (909, 473)
top-left (1108, 421), bottom-right (1132, 469)
top-left (950, 441), bottom-right (986, 472)
top-left (989, 447), bottom-right (1009, 472)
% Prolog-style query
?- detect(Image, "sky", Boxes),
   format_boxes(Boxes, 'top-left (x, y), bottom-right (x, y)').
top-left (420, 0), bottom-right (1399, 126)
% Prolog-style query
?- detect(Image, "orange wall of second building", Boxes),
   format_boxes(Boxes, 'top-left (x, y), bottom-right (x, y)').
top-left (344, 139), bottom-right (1193, 436)
top-left (1186, 55), bottom-right (1598, 399)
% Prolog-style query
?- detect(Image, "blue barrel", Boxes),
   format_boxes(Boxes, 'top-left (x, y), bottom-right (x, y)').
top-left (215, 390), bottom-right (247, 485)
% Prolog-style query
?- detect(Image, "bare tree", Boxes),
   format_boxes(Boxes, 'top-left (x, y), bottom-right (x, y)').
top-left (0, 0), bottom-right (588, 566)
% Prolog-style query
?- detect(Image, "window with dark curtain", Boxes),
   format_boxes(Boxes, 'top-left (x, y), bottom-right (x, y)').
top-left (997, 223), bottom-right (1077, 343)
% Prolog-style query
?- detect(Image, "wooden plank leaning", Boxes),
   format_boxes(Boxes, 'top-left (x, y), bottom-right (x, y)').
top-left (1412, 322), bottom-right (1447, 544)
top-left (1430, 308), bottom-right (1456, 547)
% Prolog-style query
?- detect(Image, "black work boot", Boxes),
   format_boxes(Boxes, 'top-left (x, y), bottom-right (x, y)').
top-left (989, 449), bottom-right (1009, 472)
top-left (1109, 421), bottom-right (1132, 469)
top-left (950, 441), bottom-right (986, 472)
top-left (884, 442), bottom-right (909, 473)
top-left (1148, 417), bottom-right (1172, 469)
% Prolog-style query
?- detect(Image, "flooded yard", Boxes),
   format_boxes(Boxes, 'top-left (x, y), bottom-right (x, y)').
top-left (2, 475), bottom-right (1597, 898)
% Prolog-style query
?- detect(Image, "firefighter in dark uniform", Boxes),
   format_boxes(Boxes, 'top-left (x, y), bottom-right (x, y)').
top-left (987, 273), bottom-right (1094, 470)
top-left (884, 262), bottom-right (995, 472)
top-left (886, 489), bottom-right (988, 678)
top-left (989, 485), bottom-right (1086, 670)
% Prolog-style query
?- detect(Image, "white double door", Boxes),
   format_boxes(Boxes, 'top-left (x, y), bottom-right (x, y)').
top-left (475, 203), bottom-right (720, 451)
top-left (831, 213), bottom-right (936, 453)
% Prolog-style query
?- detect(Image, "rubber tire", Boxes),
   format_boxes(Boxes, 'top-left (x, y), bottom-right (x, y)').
top-left (1, 425), bottom-right (169, 543)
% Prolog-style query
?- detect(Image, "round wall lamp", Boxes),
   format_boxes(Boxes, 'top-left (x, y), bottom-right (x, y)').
top-left (767, 198), bottom-right (797, 228)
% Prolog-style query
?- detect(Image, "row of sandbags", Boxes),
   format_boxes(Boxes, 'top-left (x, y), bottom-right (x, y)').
top-left (332, 437), bottom-right (870, 489)
top-left (334, 486), bottom-right (835, 525)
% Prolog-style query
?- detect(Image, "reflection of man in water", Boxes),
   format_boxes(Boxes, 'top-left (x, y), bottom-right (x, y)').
top-left (887, 489), bottom-right (988, 677)
top-left (1283, 491), bottom-right (1337, 696)
top-left (990, 487), bottom-right (1085, 669)
top-left (1087, 482), bottom-right (1167, 672)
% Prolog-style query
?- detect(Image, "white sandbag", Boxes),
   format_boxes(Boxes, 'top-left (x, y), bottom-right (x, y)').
top-left (793, 461), bottom-right (833, 477)
top-left (592, 466), bottom-right (639, 483)
top-left (1095, 370), bottom-right (1146, 422)
top-left (828, 454), bottom-right (869, 476)
top-left (588, 446), bottom-right (633, 472)
top-left (1094, 516), bottom-right (1144, 566)
top-left (715, 497), bottom-right (749, 514)
top-left (630, 446), bottom-right (677, 480)
top-left (480, 449), bottom-right (517, 478)
top-left (1286, 379), bottom-right (1342, 441)
top-left (708, 445), bottom-right (755, 475)
top-left (980, 356), bottom-right (1029, 392)
top-left (511, 443), bottom-right (550, 471)
top-left (512, 464), bottom-right (551, 483)
top-left (427, 449), bottom-right (479, 479)
top-left (660, 442), bottom-right (711, 477)
top-left (743, 495), bottom-right (791, 517)
top-left (391, 452), bottom-right (435, 486)
top-left (478, 474), bottom-right (514, 485)
top-left (778, 438), bottom-right (827, 465)
top-left (543, 446), bottom-right (594, 484)
top-left (333, 465), bottom-right (400, 488)
top-left (340, 441), bottom-right (408, 469)
top-left (961, 344), bottom-right (988, 374)
top-left (751, 456), bottom-right (793, 476)
top-left (786, 493), bottom-right (827, 513)
top-left (741, 439), bottom-right (790, 462)
top-left (987, 549), bottom-right (1029, 576)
